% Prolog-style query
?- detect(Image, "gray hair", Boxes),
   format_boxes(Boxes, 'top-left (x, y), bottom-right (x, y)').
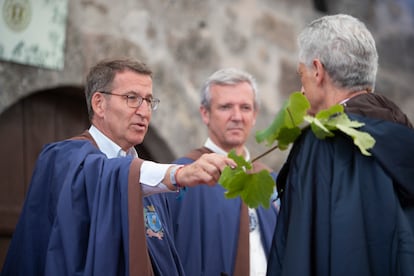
top-left (84, 58), bottom-right (153, 120)
top-left (298, 14), bottom-right (378, 92)
top-left (200, 68), bottom-right (260, 110)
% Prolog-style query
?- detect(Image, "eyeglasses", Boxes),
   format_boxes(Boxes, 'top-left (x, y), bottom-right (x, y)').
top-left (99, 91), bottom-right (160, 110)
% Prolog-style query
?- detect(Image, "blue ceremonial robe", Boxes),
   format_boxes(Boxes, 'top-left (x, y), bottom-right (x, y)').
top-left (163, 155), bottom-right (278, 276)
top-left (267, 114), bottom-right (414, 276)
top-left (1, 138), bottom-right (152, 276)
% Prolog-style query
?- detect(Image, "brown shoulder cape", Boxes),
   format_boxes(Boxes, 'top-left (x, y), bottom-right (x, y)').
top-left (72, 130), bottom-right (154, 276)
top-left (345, 93), bottom-right (413, 128)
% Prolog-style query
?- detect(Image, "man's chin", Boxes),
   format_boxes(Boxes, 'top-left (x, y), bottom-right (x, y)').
top-left (226, 139), bottom-right (245, 148)
top-left (129, 135), bottom-right (145, 147)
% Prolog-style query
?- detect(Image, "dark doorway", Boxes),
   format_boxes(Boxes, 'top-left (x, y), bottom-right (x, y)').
top-left (0, 86), bottom-right (90, 269)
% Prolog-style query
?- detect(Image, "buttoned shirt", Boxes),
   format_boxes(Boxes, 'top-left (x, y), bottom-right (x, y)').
top-left (204, 138), bottom-right (268, 276)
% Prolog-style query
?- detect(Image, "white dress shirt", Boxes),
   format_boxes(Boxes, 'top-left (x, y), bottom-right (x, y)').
top-left (89, 125), bottom-right (172, 196)
top-left (204, 138), bottom-right (268, 276)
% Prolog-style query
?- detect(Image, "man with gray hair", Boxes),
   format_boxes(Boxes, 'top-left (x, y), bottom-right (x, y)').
top-left (161, 68), bottom-right (279, 276)
top-left (267, 14), bottom-right (414, 276)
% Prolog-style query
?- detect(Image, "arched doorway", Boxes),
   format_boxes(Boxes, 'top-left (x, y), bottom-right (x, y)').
top-left (0, 86), bottom-right (90, 269)
top-left (0, 86), bottom-right (174, 269)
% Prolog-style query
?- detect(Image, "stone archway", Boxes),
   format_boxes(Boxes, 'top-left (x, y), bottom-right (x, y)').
top-left (0, 86), bottom-right (174, 269)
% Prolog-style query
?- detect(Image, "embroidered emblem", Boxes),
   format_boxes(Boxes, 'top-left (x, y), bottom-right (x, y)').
top-left (249, 209), bottom-right (258, 232)
top-left (144, 205), bottom-right (164, 240)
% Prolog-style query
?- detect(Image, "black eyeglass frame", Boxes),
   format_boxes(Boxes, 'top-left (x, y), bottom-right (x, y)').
top-left (99, 91), bottom-right (160, 110)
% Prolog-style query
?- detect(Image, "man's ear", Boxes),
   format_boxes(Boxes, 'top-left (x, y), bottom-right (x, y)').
top-left (313, 59), bottom-right (325, 85)
top-left (92, 92), bottom-right (106, 118)
top-left (199, 105), bottom-right (210, 125)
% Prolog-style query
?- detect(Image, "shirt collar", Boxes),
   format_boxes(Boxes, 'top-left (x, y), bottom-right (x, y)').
top-left (204, 137), bottom-right (250, 161)
top-left (89, 125), bottom-right (138, 158)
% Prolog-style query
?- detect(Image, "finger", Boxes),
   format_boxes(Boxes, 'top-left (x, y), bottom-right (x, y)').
top-left (181, 162), bottom-right (216, 187)
top-left (224, 157), bottom-right (237, 169)
top-left (202, 153), bottom-right (236, 170)
top-left (198, 162), bottom-right (221, 182)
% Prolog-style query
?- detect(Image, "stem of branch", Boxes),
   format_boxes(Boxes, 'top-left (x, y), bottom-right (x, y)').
top-left (251, 144), bottom-right (279, 163)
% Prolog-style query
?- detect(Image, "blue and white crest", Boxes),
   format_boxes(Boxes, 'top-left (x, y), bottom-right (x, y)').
top-left (144, 205), bottom-right (164, 240)
top-left (249, 209), bottom-right (258, 232)
top-left (146, 211), bottom-right (162, 232)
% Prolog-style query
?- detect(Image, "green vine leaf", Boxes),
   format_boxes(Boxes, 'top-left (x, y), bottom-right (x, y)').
top-left (256, 92), bottom-right (309, 150)
top-left (304, 104), bottom-right (375, 155)
top-left (219, 151), bottom-right (275, 209)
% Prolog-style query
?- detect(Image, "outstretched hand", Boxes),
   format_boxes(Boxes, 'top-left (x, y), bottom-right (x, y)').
top-left (177, 153), bottom-right (236, 187)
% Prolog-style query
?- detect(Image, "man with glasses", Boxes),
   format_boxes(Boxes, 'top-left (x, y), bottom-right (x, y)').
top-left (1, 58), bottom-right (235, 276)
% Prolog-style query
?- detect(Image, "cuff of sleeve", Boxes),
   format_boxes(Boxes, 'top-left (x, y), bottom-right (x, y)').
top-left (169, 165), bottom-right (187, 200)
top-left (140, 161), bottom-right (171, 186)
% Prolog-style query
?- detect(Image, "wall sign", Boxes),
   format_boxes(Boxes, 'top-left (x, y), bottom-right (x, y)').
top-left (0, 0), bottom-right (68, 70)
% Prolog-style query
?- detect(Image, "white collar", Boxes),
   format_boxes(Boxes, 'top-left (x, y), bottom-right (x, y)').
top-left (88, 125), bottom-right (138, 158)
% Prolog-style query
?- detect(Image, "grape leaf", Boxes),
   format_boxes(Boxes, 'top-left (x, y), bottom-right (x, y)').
top-left (219, 151), bottom-right (275, 209)
top-left (325, 112), bottom-right (375, 156)
top-left (305, 115), bottom-right (334, 139)
top-left (256, 92), bottom-right (309, 149)
top-left (304, 105), bottom-right (375, 155)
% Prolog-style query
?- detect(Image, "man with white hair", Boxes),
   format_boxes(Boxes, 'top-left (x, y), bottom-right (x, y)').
top-left (267, 14), bottom-right (414, 276)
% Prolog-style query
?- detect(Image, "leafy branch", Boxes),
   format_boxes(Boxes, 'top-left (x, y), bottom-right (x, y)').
top-left (219, 92), bottom-right (376, 208)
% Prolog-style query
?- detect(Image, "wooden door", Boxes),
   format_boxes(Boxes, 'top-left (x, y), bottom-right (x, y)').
top-left (0, 86), bottom-right (89, 270)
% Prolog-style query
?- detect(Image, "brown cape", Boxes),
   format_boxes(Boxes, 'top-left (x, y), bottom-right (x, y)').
top-left (72, 130), bottom-right (154, 276)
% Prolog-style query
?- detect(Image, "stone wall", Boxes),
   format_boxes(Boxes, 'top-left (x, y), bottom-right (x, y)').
top-left (0, 0), bottom-right (413, 170)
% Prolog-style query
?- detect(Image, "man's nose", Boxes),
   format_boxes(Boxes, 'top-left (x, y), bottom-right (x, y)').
top-left (230, 107), bottom-right (242, 120)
